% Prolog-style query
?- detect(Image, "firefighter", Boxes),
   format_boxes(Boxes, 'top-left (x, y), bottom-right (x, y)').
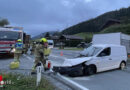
top-left (31, 38), bottom-right (48, 74)
top-left (14, 39), bottom-right (23, 62)
top-left (10, 39), bottom-right (23, 69)
top-left (23, 43), bottom-right (28, 54)
top-left (44, 43), bottom-right (51, 61)
top-left (30, 41), bottom-right (36, 55)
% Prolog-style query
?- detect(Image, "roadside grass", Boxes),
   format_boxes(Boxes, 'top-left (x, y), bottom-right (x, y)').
top-left (74, 32), bottom-right (95, 42)
top-left (101, 23), bottom-right (130, 35)
top-left (74, 32), bottom-right (94, 39)
top-left (0, 73), bottom-right (55, 90)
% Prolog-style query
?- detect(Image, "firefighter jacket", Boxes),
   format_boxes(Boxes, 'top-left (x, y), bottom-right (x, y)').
top-left (14, 42), bottom-right (23, 53)
top-left (34, 44), bottom-right (44, 58)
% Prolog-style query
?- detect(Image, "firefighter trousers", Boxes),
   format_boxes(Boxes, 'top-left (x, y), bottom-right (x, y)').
top-left (14, 53), bottom-right (21, 62)
top-left (34, 57), bottom-right (46, 68)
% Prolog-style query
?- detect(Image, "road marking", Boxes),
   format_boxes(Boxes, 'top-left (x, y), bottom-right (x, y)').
top-left (23, 54), bottom-right (63, 67)
top-left (73, 77), bottom-right (90, 81)
top-left (57, 73), bottom-right (89, 90)
top-left (23, 54), bottom-right (34, 62)
top-left (50, 54), bottom-right (67, 59)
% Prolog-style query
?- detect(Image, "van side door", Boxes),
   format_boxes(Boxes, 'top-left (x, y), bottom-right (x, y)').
top-left (96, 47), bottom-right (112, 72)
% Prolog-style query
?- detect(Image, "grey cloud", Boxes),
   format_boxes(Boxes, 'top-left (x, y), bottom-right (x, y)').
top-left (0, 0), bottom-right (130, 36)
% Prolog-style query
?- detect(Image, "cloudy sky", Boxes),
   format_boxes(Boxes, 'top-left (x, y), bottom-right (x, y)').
top-left (0, 0), bottom-right (130, 36)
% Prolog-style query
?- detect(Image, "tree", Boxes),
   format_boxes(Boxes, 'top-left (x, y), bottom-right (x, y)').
top-left (0, 19), bottom-right (9, 26)
top-left (62, 7), bottom-right (130, 35)
top-left (53, 31), bottom-right (62, 36)
top-left (45, 32), bottom-right (50, 39)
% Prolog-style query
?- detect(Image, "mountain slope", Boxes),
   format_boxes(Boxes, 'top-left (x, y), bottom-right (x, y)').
top-left (62, 7), bottom-right (130, 35)
top-left (101, 23), bottom-right (130, 34)
top-left (32, 31), bottom-right (57, 40)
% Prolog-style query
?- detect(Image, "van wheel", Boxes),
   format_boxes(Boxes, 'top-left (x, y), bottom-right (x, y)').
top-left (120, 62), bottom-right (126, 70)
top-left (84, 65), bottom-right (96, 75)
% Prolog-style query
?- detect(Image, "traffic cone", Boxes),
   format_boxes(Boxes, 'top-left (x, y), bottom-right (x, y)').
top-left (128, 55), bottom-right (130, 58)
top-left (60, 51), bottom-right (63, 56)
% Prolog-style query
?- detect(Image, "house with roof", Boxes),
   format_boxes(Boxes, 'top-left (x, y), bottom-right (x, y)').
top-left (58, 35), bottom-right (83, 47)
top-left (101, 19), bottom-right (121, 30)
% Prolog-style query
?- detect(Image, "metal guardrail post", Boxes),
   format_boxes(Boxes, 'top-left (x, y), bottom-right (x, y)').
top-left (36, 62), bottom-right (42, 86)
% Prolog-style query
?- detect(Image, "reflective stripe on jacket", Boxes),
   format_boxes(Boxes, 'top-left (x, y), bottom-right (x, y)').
top-left (14, 42), bottom-right (23, 53)
top-left (44, 48), bottom-right (51, 56)
top-left (15, 43), bottom-right (23, 49)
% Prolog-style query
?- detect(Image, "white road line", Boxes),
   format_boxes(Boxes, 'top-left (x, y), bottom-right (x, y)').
top-left (23, 54), bottom-right (63, 66)
top-left (73, 77), bottom-right (90, 81)
top-left (50, 54), bottom-right (67, 59)
top-left (23, 54), bottom-right (34, 62)
top-left (58, 73), bottom-right (89, 90)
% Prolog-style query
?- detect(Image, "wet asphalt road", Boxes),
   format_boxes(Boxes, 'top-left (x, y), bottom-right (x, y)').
top-left (0, 48), bottom-right (130, 90)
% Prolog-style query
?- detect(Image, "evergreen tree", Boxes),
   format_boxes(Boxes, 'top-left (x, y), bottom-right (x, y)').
top-left (45, 32), bottom-right (50, 39)
top-left (0, 19), bottom-right (9, 26)
top-left (62, 7), bottom-right (130, 35)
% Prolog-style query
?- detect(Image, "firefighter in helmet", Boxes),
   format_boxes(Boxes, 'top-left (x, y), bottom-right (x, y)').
top-left (23, 43), bottom-right (28, 54)
top-left (10, 39), bottom-right (23, 69)
top-left (30, 41), bottom-right (36, 55)
top-left (31, 38), bottom-right (49, 73)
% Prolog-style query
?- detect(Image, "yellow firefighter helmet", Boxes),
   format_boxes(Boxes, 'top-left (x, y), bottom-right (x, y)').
top-left (40, 38), bottom-right (47, 43)
top-left (17, 39), bottom-right (22, 42)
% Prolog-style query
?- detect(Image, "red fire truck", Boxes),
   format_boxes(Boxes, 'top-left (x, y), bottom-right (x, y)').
top-left (0, 26), bottom-right (24, 54)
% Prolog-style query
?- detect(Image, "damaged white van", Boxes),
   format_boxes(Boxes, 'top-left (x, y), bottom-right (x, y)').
top-left (53, 44), bottom-right (127, 76)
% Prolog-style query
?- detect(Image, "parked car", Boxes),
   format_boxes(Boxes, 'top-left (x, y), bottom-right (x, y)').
top-left (77, 42), bottom-right (88, 48)
top-left (47, 40), bottom-right (54, 48)
top-left (53, 44), bottom-right (127, 77)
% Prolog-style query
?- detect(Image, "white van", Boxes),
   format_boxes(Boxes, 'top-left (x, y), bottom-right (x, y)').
top-left (47, 40), bottom-right (54, 48)
top-left (83, 44), bottom-right (127, 74)
top-left (92, 33), bottom-right (130, 54)
top-left (53, 44), bottom-right (127, 76)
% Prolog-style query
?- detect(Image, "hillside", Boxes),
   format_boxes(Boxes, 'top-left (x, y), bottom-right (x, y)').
top-left (101, 23), bottom-right (130, 34)
top-left (75, 23), bottom-right (130, 43)
top-left (74, 33), bottom-right (93, 39)
top-left (62, 6), bottom-right (130, 35)
top-left (74, 32), bottom-right (94, 42)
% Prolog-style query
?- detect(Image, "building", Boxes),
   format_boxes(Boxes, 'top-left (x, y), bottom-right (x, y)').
top-left (59, 35), bottom-right (83, 47)
top-left (101, 19), bottom-right (121, 30)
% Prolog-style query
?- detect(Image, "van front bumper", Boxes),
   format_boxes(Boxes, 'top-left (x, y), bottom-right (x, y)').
top-left (53, 64), bottom-right (83, 76)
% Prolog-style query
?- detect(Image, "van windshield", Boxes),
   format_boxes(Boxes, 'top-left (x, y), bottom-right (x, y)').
top-left (80, 46), bottom-right (102, 57)
top-left (48, 43), bottom-right (53, 45)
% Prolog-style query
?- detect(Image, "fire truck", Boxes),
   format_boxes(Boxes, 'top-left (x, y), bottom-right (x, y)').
top-left (0, 26), bottom-right (24, 54)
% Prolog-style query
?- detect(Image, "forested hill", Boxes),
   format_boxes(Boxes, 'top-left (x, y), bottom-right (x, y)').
top-left (62, 6), bottom-right (130, 35)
